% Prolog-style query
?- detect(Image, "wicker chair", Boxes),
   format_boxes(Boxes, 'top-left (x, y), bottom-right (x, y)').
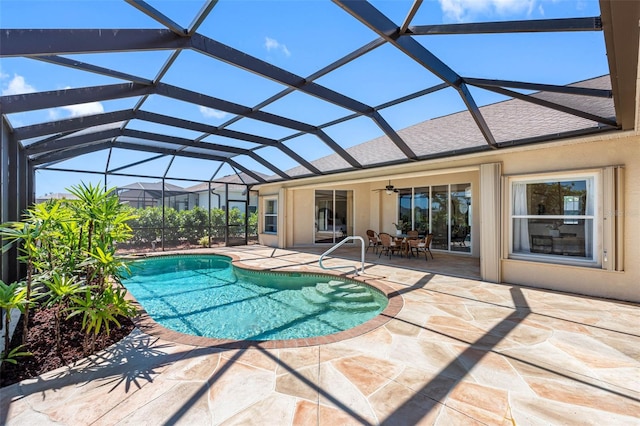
top-left (378, 232), bottom-right (401, 258)
top-left (411, 233), bottom-right (434, 261)
top-left (407, 229), bottom-right (419, 239)
top-left (366, 229), bottom-right (380, 254)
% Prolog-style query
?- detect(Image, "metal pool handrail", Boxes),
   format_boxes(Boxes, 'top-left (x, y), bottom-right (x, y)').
top-left (319, 236), bottom-right (365, 275)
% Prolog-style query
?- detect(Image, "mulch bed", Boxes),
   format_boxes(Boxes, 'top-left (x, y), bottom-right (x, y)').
top-left (1, 307), bottom-right (135, 388)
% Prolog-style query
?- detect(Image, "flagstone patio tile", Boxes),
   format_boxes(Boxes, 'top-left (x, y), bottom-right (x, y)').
top-left (317, 362), bottom-right (375, 420)
top-left (446, 381), bottom-right (510, 425)
top-left (331, 354), bottom-right (403, 397)
top-left (389, 337), bottom-right (471, 379)
top-left (276, 346), bottom-right (319, 374)
top-left (549, 331), bottom-right (638, 369)
top-left (368, 380), bottom-right (444, 425)
top-left (510, 392), bottom-right (640, 426)
top-left (114, 381), bottom-right (212, 426)
top-left (524, 375), bottom-right (640, 418)
top-left (219, 394), bottom-right (295, 425)
top-left (383, 316), bottom-right (423, 337)
top-left (91, 376), bottom-right (185, 426)
top-left (275, 365), bottom-right (318, 402)
top-left (161, 348), bottom-right (222, 381)
top-left (456, 348), bottom-right (535, 396)
top-left (392, 366), bottom-right (461, 403)
top-left (208, 359), bottom-right (276, 422)
top-left (222, 347), bottom-right (279, 373)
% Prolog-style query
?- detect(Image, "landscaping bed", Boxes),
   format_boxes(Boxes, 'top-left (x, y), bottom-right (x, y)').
top-left (1, 307), bottom-right (135, 388)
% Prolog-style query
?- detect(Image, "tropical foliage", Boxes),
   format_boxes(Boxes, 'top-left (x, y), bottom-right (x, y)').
top-left (0, 280), bottom-right (35, 369)
top-left (0, 183), bottom-right (138, 365)
top-left (124, 206), bottom-right (258, 247)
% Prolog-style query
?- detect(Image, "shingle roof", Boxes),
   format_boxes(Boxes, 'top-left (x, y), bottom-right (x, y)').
top-left (118, 181), bottom-right (187, 192)
top-left (186, 172), bottom-right (269, 192)
top-left (284, 75), bottom-right (614, 176)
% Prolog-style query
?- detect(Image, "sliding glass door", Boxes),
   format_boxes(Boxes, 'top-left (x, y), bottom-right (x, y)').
top-left (429, 185), bottom-right (448, 250)
top-left (450, 183), bottom-right (471, 252)
top-left (396, 184), bottom-right (471, 253)
top-left (315, 190), bottom-right (353, 244)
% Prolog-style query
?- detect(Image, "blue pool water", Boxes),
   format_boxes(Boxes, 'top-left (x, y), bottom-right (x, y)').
top-left (123, 255), bottom-right (388, 341)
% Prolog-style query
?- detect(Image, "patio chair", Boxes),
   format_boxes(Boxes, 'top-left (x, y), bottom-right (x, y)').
top-left (411, 233), bottom-right (434, 261)
top-left (407, 229), bottom-right (419, 239)
top-left (378, 232), bottom-right (401, 258)
top-left (366, 229), bottom-right (381, 254)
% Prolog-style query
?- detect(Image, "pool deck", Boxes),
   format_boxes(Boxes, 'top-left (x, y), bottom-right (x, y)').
top-left (2, 245), bottom-right (639, 425)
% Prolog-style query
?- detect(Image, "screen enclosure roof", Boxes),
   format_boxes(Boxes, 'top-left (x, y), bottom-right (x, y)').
top-left (1, 0), bottom-right (638, 188)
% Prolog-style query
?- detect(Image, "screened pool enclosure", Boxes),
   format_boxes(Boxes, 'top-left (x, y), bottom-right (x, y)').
top-left (1, 0), bottom-right (638, 287)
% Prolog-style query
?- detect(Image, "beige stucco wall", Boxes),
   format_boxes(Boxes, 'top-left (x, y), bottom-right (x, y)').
top-left (255, 131), bottom-right (640, 302)
top-left (286, 182), bottom-right (374, 246)
top-left (260, 170), bottom-right (482, 254)
top-left (492, 134), bottom-right (638, 302)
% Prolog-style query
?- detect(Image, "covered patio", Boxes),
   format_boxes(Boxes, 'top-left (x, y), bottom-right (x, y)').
top-left (2, 245), bottom-right (638, 424)
top-left (293, 243), bottom-right (481, 281)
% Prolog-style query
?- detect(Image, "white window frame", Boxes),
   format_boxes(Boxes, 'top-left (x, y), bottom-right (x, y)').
top-left (508, 170), bottom-right (600, 267)
top-left (263, 197), bottom-right (278, 234)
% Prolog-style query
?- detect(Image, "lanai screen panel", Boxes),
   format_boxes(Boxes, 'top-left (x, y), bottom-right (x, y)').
top-left (0, 0), bottom-right (625, 196)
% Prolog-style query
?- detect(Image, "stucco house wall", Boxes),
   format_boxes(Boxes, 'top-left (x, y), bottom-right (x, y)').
top-left (493, 132), bottom-right (637, 302)
top-left (256, 131), bottom-right (639, 302)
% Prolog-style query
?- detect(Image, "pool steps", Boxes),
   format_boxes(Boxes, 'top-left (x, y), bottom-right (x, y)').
top-left (301, 287), bottom-right (331, 304)
top-left (303, 280), bottom-right (381, 312)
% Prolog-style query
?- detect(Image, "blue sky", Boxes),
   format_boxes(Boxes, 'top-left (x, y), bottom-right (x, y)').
top-left (0, 0), bottom-right (607, 196)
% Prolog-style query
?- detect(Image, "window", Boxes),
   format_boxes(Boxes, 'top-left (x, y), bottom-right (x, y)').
top-left (510, 173), bottom-right (597, 264)
top-left (563, 196), bottom-right (580, 224)
top-left (263, 198), bottom-right (277, 234)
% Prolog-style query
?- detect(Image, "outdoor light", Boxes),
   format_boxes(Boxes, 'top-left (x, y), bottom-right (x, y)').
top-left (384, 180), bottom-right (397, 195)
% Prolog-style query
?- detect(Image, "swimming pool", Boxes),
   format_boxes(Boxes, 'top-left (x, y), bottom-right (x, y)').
top-left (123, 255), bottom-right (389, 341)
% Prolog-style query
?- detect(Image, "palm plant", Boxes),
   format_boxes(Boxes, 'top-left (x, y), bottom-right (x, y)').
top-left (67, 182), bottom-right (104, 257)
top-left (42, 272), bottom-right (86, 357)
top-left (1, 181), bottom-right (138, 368)
top-left (1, 345), bottom-right (33, 368)
top-left (68, 285), bottom-right (136, 354)
top-left (67, 182), bottom-right (136, 285)
top-left (0, 280), bottom-right (34, 370)
top-left (82, 243), bottom-right (132, 290)
top-left (1, 220), bottom-right (45, 343)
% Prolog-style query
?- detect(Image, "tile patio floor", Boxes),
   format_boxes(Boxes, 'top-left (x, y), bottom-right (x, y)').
top-left (1, 245), bottom-right (639, 425)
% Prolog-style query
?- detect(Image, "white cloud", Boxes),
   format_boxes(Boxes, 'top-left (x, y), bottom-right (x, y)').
top-left (2, 73), bottom-right (36, 95)
top-left (47, 86), bottom-right (104, 120)
top-left (439, 0), bottom-right (536, 22)
top-left (199, 106), bottom-right (228, 119)
top-left (48, 109), bottom-right (61, 121)
top-left (62, 102), bottom-right (104, 117)
top-left (265, 36), bottom-right (291, 57)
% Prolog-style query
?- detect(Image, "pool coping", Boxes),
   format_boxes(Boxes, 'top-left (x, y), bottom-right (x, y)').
top-left (126, 252), bottom-right (404, 349)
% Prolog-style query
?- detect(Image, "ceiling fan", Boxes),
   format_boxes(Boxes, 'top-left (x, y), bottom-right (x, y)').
top-left (373, 180), bottom-right (399, 194)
